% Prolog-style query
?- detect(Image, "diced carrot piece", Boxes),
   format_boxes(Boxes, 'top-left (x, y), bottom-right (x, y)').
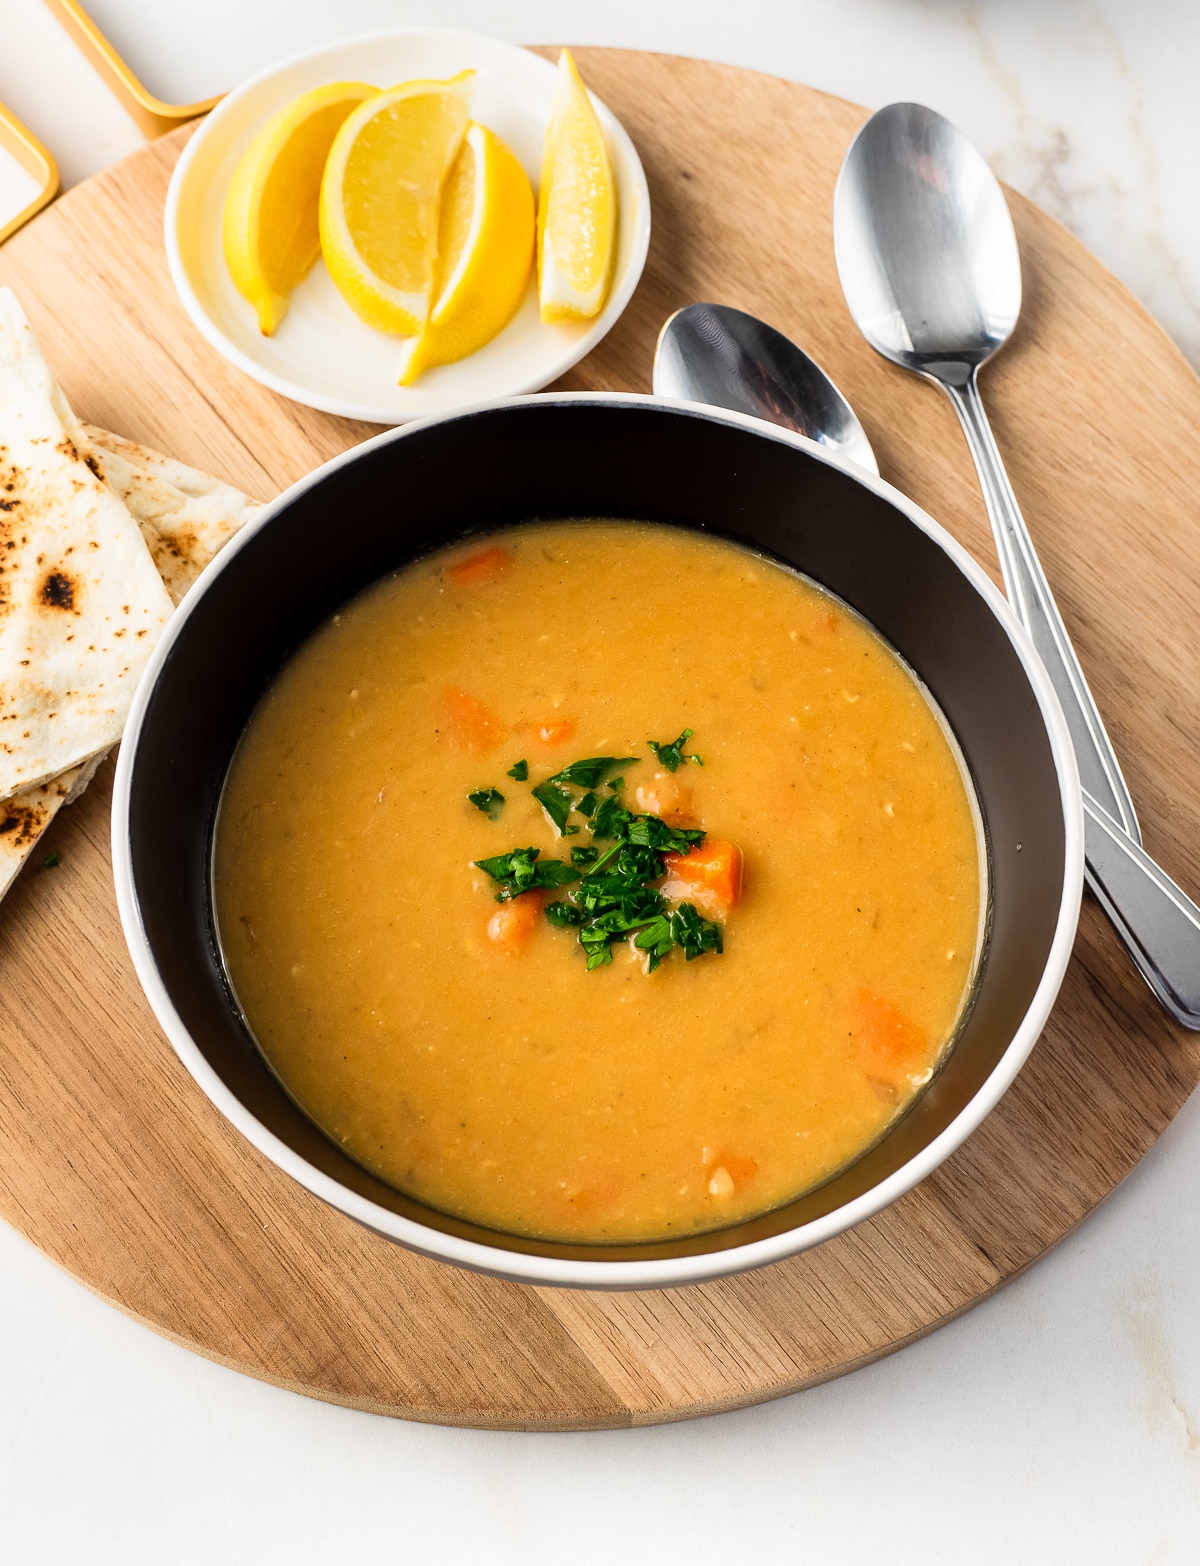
top-left (487, 892), bottom-right (543, 953)
top-left (707, 1148), bottom-right (758, 1191)
top-left (437, 687), bottom-right (505, 754)
top-left (534, 716), bottom-right (577, 746)
top-left (448, 544), bottom-right (512, 588)
top-left (849, 989), bottom-right (929, 1077)
top-left (635, 770), bottom-right (693, 824)
top-left (661, 839), bottom-right (743, 914)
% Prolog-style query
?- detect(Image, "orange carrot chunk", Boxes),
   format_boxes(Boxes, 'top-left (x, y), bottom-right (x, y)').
top-left (437, 687), bottom-right (505, 754)
top-left (534, 716), bottom-right (577, 746)
top-left (849, 989), bottom-right (929, 1076)
top-left (709, 1148), bottom-right (759, 1190)
top-left (487, 892), bottom-right (543, 953)
top-left (448, 544), bottom-right (512, 588)
top-left (661, 839), bottom-right (743, 914)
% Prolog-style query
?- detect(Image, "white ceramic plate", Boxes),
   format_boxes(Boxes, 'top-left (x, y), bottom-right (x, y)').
top-left (164, 30), bottom-right (651, 425)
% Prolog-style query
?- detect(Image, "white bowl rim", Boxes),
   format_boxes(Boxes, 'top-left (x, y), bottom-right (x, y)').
top-left (163, 28), bottom-right (652, 426)
top-left (111, 391), bottom-right (1085, 1291)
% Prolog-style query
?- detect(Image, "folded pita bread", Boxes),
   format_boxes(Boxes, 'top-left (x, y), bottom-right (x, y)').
top-left (82, 426), bottom-right (262, 604)
top-left (0, 288), bottom-right (174, 799)
top-left (0, 751), bottom-right (103, 899)
top-left (0, 402), bottom-right (268, 898)
top-left (83, 425), bottom-right (261, 518)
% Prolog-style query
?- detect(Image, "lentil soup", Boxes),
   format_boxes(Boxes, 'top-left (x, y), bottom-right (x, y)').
top-left (214, 520), bottom-right (984, 1243)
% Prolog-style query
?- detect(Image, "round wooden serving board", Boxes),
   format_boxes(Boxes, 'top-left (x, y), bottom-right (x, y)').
top-left (2, 49), bottom-right (1200, 1430)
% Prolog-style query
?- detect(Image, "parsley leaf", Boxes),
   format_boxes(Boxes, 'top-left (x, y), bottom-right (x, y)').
top-left (506, 759), bottom-right (529, 781)
top-left (545, 900), bottom-right (585, 928)
top-left (467, 787), bottom-right (505, 818)
top-left (671, 901), bottom-right (724, 960)
top-left (648, 728), bottom-right (703, 771)
top-left (570, 845), bottom-right (599, 867)
top-left (548, 755), bottom-right (638, 790)
top-left (532, 779), bottom-right (579, 836)
top-left (475, 847), bottom-right (579, 901)
top-left (625, 815), bottom-right (705, 855)
top-left (590, 793), bottom-right (634, 840)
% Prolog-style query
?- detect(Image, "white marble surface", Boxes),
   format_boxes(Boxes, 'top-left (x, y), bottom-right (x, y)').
top-left (0, 2), bottom-right (1198, 1561)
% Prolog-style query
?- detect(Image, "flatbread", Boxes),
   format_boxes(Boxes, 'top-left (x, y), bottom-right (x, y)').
top-left (0, 398), bottom-right (268, 898)
top-left (0, 288), bottom-right (173, 799)
top-left (0, 751), bottom-right (104, 900)
top-left (82, 426), bottom-right (262, 604)
top-left (82, 425), bottom-right (261, 518)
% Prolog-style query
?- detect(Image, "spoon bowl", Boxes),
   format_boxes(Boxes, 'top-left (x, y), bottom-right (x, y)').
top-left (833, 103), bottom-right (1020, 383)
top-left (653, 302), bottom-right (879, 474)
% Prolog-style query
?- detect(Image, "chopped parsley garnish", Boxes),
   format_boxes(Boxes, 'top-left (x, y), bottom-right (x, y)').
top-left (625, 815), bottom-right (705, 854)
top-left (544, 808), bottom-right (717, 971)
top-left (668, 900), bottom-right (724, 961)
top-left (472, 728), bottom-right (725, 971)
top-left (42, 850), bottom-right (60, 869)
top-left (532, 779), bottom-right (579, 836)
top-left (590, 792), bottom-right (633, 840)
top-left (474, 847), bottom-right (580, 902)
top-left (467, 787), bottom-right (505, 818)
top-left (547, 755), bottom-right (638, 789)
top-left (648, 728), bottom-right (703, 771)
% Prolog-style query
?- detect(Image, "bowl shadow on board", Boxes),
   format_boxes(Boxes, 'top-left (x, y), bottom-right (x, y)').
top-left (127, 398), bottom-right (1066, 1273)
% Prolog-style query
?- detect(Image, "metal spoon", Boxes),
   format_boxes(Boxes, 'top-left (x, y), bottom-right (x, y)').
top-left (654, 303), bottom-right (879, 475)
top-left (833, 100), bottom-right (1200, 1028)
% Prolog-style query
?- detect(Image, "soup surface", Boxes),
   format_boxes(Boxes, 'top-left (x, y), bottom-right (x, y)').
top-left (215, 521), bottom-right (983, 1243)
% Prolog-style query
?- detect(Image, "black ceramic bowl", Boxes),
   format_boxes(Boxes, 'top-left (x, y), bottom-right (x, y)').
top-left (112, 395), bottom-right (1082, 1288)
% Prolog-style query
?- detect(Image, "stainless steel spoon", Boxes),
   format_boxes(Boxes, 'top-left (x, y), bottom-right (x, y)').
top-left (654, 303), bottom-right (879, 475)
top-left (834, 100), bottom-right (1200, 1027)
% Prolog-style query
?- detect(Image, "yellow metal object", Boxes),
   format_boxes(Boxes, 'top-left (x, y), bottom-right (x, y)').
top-left (44, 0), bottom-right (222, 139)
top-left (0, 103), bottom-right (59, 245)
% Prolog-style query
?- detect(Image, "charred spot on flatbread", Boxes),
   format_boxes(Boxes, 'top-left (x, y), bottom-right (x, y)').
top-left (39, 570), bottom-right (78, 612)
top-left (0, 798), bottom-right (49, 848)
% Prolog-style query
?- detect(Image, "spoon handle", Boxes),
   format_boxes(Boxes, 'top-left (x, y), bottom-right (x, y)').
top-left (942, 372), bottom-right (1200, 1028)
top-left (1084, 794), bottom-right (1200, 1028)
top-left (943, 372), bottom-right (1141, 841)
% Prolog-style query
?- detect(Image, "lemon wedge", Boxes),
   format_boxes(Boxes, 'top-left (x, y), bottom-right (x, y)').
top-left (537, 50), bottom-right (617, 324)
top-left (319, 73), bottom-right (474, 336)
top-left (395, 123), bottom-right (535, 385)
top-left (223, 81), bottom-right (377, 335)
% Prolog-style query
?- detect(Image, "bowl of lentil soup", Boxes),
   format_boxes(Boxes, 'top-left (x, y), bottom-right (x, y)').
top-left (113, 394), bottom-right (1083, 1288)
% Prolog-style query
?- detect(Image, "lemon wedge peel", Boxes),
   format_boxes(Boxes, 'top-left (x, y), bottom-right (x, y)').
top-left (319, 72), bottom-right (475, 337)
top-left (223, 80), bottom-right (377, 336)
top-left (537, 49), bottom-right (617, 326)
top-left (396, 123), bottom-right (536, 386)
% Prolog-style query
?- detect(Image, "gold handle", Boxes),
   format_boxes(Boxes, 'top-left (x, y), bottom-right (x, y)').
top-left (0, 103), bottom-right (59, 245)
top-left (44, 0), bottom-right (223, 139)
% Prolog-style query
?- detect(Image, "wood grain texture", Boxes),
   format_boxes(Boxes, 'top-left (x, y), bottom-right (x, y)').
top-left (1, 49), bottom-right (1199, 1429)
